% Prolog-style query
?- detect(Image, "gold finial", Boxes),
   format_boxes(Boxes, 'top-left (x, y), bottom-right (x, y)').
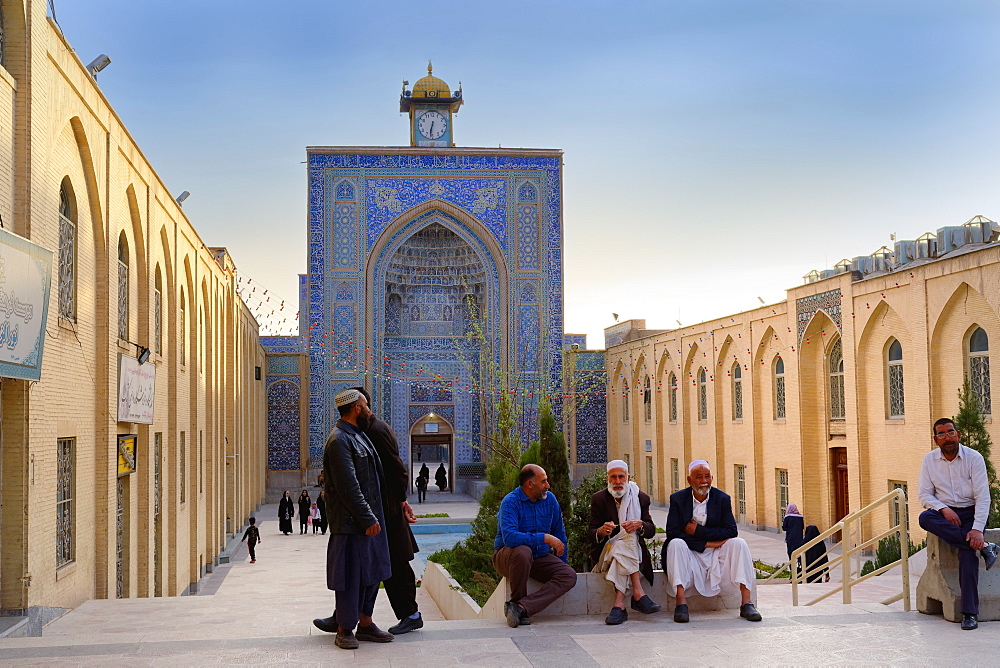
top-left (428, 59), bottom-right (433, 74)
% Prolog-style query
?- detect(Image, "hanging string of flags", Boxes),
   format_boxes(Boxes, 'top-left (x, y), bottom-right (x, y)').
top-left (233, 270), bottom-right (299, 336)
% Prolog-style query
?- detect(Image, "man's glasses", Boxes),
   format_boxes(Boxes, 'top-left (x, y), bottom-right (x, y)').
top-left (934, 429), bottom-right (958, 438)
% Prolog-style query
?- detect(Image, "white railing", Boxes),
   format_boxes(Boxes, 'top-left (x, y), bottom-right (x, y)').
top-left (761, 488), bottom-right (910, 611)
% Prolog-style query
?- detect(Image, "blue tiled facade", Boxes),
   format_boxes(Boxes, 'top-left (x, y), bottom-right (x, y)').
top-left (304, 148), bottom-right (566, 469)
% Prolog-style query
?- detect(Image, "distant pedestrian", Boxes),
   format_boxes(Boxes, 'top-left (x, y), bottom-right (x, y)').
top-left (435, 463), bottom-right (448, 492)
top-left (782, 503), bottom-right (805, 573)
top-left (803, 525), bottom-right (830, 583)
top-left (419, 463), bottom-right (430, 485)
top-left (311, 502), bottom-right (322, 534)
top-left (241, 517), bottom-right (261, 563)
top-left (278, 491), bottom-right (294, 535)
top-left (317, 490), bottom-right (329, 534)
top-left (416, 473), bottom-right (428, 503)
top-left (416, 445), bottom-right (422, 462)
top-left (298, 489), bottom-right (312, 535)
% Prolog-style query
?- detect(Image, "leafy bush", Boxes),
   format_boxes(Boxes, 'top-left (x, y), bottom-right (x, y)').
top-left (861, 533), bottom-right (925, 576)
top-left (565, 470), bottom-right (608, 572)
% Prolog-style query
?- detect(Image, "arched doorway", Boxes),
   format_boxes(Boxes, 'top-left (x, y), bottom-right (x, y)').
top-left (410, 413), bottom-right (454, 496)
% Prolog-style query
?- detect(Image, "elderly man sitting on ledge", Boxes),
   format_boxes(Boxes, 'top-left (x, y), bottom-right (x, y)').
top-left (663, 459), bottom-right (761, 623)
top-left (588, 459), bottom-right (662, 625)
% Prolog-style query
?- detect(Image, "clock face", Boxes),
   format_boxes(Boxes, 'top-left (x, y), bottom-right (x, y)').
top-left (418, 110), bottom-right (448, 140)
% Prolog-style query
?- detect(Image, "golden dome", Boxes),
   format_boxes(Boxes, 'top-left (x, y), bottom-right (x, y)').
top-left (412, 61), bottom-right (451, 98)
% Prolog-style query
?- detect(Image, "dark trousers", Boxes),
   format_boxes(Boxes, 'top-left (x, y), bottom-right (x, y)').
top-left (492, 546), bottom-right (577, 617)
top-left (417, 488), bottom-right (426, 503)
top-left (247, 541), bottom-right (256, 560)
top-left (335, 583), bottom-right (379, 631)
top-left (384, 554), bottom-right (419, 620)
top-left (919, 506), bottom-right (980, 615)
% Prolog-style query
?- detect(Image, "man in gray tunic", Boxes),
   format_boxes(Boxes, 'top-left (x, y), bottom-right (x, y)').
top-left (312, 388), bottom-right (393, 649)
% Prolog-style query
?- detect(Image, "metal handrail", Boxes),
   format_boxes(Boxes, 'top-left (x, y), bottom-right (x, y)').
top-left (760, 488), bottom-right (910, 611)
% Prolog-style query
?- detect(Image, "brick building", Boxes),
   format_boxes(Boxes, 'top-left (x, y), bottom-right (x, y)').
top-left (0, 1), bottom-right (266, 628)
top-left (606, 217), bottom-right (1000, 540)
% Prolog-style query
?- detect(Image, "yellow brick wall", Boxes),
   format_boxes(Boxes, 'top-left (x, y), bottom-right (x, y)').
top-left (0, 2), bottom-right (267, 612)
top-left (606, 248), bottom-right (1000, 542)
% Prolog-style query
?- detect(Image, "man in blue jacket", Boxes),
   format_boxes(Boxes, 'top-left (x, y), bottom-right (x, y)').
top-left (663, 460), bottom-right (761, 623)
top-left (493, 464), bottom-right (577, 628)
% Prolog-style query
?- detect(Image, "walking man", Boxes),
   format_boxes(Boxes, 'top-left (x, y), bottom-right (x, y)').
top-left (353, 387), bottom-right (424, 635)
top-left (493, 464), bottom-right (577, 628)
top-left (918, 417), bottom-right (999, 630)
top-left (312, 388), bottom-right (394, 649)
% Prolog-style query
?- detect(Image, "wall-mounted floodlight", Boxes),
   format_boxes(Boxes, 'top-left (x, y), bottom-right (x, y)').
top-left (135, 345), bottom-right (151, 365)
top-left (176, 191), bottom-right (190, 205)
top-left (86, 54), bottom-right (111, 77)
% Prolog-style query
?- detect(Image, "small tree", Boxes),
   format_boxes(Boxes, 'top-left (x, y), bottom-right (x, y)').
top-left (565, 469), bottom-right (607, 572)
top-left (953, 380), bottom-right (1000, 528)
top-left (538, 395), bottom-right (571, 522)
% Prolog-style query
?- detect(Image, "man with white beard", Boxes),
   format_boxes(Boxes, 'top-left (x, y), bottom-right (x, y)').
top-left (663, 460), bottom-right (762, 623)
top-left (588, 460), bottom-right (661, 624)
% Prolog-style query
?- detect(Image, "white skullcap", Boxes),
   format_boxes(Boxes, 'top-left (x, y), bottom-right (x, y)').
top-left (334, 388), bottom-right (361, 407)
top-left (606, 459), bottom-right (628, 473)
top-left (688, 459), bottom-right (710, 473)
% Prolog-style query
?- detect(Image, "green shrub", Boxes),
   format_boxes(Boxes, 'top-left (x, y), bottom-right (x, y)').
top-left (861, 533), bottom-right (925, 576)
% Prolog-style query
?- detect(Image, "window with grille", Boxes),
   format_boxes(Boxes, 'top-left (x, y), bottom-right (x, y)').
top-left (671, 458), bottom-right (679, 493)
top-left (829, 338), bottom-right (845, 419)
top-left (180, 432), bottom-right (186, 504)
top-left (887, 339), bottom-right (904, 417)
top-left (646, 456), bottom-right (654, 498)
top-left (735, 465), bottom-right (747, 522)
top-left (968, 327), bottom-right (991, 415)
top-left (58, 182), bottom-right (77, 321)
top-left (888, 480), bottom-right (908, 528)
top-left (643, 375), bottom-right (651, 421)
top-left (774, 357), bottom-right (786, 419)
top-left (732, 363), bottom-right (743, 420)
top-left (698, 368), bottom-right (707, 421)
top-left (622, 380), bottom-right (629, 422)
top-left (57, 438), bottom-right (75, 567)
top-left (669, 373), bottom-right (678, 422)
top-left (117, 234), bottom-right (129, 340)
top-left (179, 290), bottom-right (186, 365)
top-left (777, 468), bottom-right (789, 527)
top-left (154, 269), bottom-right (163, 356)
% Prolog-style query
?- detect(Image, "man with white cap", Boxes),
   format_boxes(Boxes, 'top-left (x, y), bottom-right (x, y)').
top-left (588, 459), bottom-right (661, 624)
top-left (663, 459), bottom-right (762, 623)
top-left (312, 388), bottom-right (394, 649)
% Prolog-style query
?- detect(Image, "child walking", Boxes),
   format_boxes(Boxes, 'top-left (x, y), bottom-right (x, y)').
top-left (241, 517), bottom-right (261, 563)
top-left (310, 502), bottom-right (321, 534)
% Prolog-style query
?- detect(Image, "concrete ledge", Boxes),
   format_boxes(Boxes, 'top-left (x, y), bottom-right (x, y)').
top-left (424, 562), bottom-right (743, 621)
top-left (917, 528), bottom-right (1000, 622)
top-left (0, 616), bottom-right (29, 639)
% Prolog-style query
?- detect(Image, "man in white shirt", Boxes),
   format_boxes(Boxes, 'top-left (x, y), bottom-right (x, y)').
top-left (918, 418), bottom-right (999, 631)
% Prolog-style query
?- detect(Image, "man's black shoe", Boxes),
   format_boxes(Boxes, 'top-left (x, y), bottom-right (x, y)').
top-left (740, 603), bottom-right (763, 622)
top-left (631, 595), bottom-right (662, 614)
top-left (519, 610), bottom-right (532, 625)
top-left (356, 623), bottom-right (394, 642)
top-left (982, 543), bottom-right (999, 571)
top-left (673, 603), bottom-right (689, 623)
top-left (962, 614), bottom-right (978, 630)
top-left (605, 606), bottom-right (628, 625)
top-left (504, 601), bottom-right (522, 628)
top-left (388, 614), bottom-right (423, 635)
top-left (312, 616), bottom-right (337, 633)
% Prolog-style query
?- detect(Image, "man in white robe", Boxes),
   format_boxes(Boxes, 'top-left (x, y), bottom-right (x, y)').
top-left (588, 460), bottom-right (661, 624)
top-left (663, 460), bottom-right (761, 623)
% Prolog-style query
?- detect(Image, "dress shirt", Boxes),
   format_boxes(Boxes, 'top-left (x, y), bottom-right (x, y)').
top-left (692, 489), bottom-right (710, 526)
top-left (918, 444), bottom-right (991, 533)
top-left (494, 487), bottom-right (569, 563)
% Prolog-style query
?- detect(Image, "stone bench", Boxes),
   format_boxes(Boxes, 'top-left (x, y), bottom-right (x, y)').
top-left (481, 570), bottom-right (741, 620)
top-left (917, 528), bottom-right (1000, 622)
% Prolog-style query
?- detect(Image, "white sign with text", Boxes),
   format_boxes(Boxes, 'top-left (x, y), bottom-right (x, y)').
top-left (0, 228), bottom-right (53, 381)
top-left (117, 354), bottom-right (156, 424)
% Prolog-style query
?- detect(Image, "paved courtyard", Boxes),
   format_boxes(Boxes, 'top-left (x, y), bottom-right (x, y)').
top-left (0, 493), bottom-right (993, 666)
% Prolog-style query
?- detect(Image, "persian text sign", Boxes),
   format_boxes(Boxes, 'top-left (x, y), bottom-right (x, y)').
top-left (117, 354), bottom-right (155, 424)
top-left (0, 228), bottom-right (53, 381)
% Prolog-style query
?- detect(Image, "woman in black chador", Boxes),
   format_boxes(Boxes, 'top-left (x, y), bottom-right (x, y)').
top-left (782, 503), bottom-right (805, 571)
top-left (803, 524), bottom-right (830, 582)
top-left (278, 490), bottom-right (295, 535)
top-left (435, 463), bottom-right (448, 492)
top-left (298, 489), bottom-right (312, 534)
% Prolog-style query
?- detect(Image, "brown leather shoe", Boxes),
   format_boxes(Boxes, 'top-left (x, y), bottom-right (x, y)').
top-left (334, 628), bottom-right (359, 649)
top-left (355, 623), bottom-right (394, 642)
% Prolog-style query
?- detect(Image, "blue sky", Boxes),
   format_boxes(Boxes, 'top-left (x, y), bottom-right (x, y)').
top-left (53, 1), bottom-right (1000, 345)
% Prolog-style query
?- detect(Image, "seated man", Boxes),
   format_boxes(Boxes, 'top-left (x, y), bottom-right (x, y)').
top-left (589, 459), bottom-right (661, 624)
top-left (663, 460), bottom-right (761, 623)
top-left (493, 464), bottom-right (578, 628)
top-left (918, 418), bottom-right (999, 631)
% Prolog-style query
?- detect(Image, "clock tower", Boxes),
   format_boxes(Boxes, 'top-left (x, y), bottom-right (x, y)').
top-left (400, 62), bottom-right (463, 147)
